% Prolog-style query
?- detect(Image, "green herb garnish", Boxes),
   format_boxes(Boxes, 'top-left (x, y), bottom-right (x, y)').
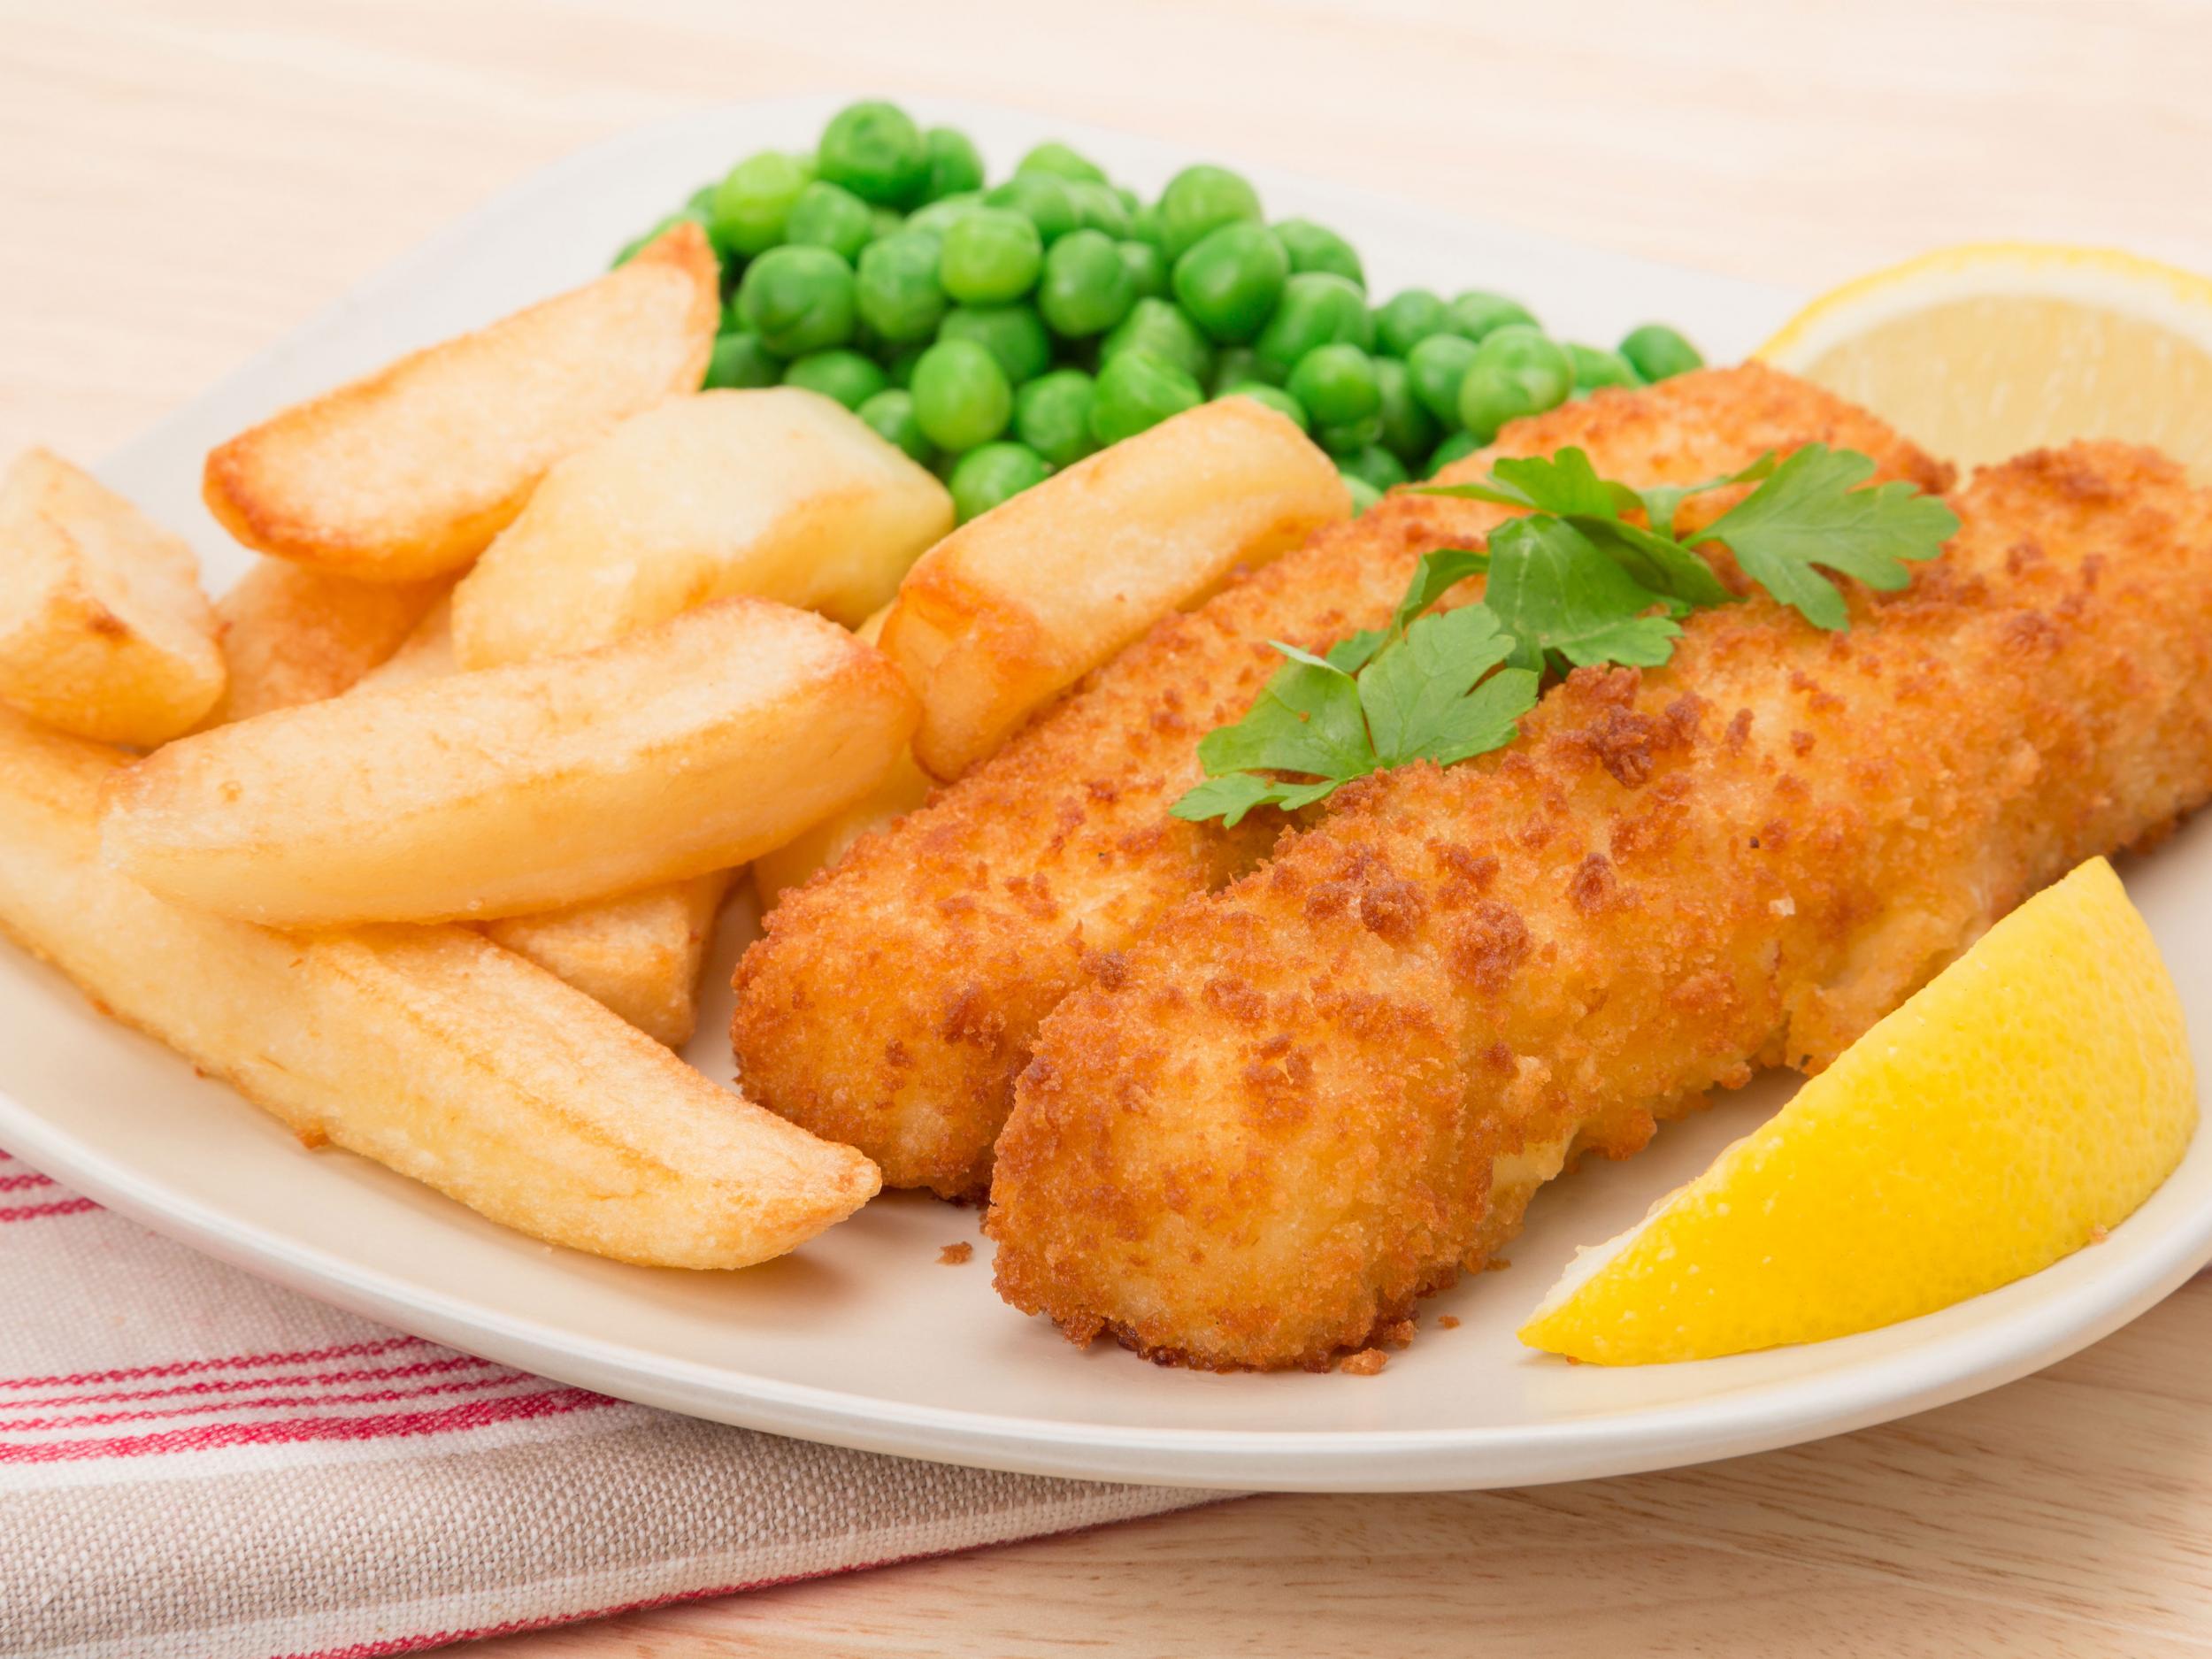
top-left (1171, 444), bottom-right (1957, 826)
top-left (1171, 553), bottom-right (1540, 828)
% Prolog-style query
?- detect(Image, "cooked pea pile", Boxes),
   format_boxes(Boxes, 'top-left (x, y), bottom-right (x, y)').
top-left (617, 100), bottom-right (1705, 523)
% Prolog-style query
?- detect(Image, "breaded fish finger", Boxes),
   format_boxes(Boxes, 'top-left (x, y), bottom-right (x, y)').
top-left (988, 442), bottom-right (2212, 1369)
top-left (732, 366), bottom-right (1951, 1198)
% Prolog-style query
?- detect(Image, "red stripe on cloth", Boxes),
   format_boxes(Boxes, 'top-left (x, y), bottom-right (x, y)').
top-left (15, 1356), bottom-right (509, 1409)
top-left (0, 1197), bottom-right (97, 1224)
top-left (0, 1337), bottom-right (432, 1393)
top-left (0, 1385), bottom-right (615, 1463)
top-left (0, 1171), bottom-right (55, 1193)
top-left (0, 1373), bottom-right (534, 1431)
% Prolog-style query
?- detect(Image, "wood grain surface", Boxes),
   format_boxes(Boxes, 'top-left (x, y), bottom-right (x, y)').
top-left (4, 3), bottom-right (2208, 1653)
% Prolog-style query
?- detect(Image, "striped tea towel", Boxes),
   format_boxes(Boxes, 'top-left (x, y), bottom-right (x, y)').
top-left (0, 1145), bottom-right (1217, 1659)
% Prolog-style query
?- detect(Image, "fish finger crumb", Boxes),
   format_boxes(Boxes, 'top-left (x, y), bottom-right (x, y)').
top-left (1339, 1348), bottom-right (1388, 1376)
top-left (938, 1241), bottom-right (974, 1265)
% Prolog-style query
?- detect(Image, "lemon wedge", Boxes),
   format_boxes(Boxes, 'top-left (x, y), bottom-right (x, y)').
top-left (1519, 858), bottom-right (2196, 1365)
top-left (1758, 242), bottom-right (2212, 480)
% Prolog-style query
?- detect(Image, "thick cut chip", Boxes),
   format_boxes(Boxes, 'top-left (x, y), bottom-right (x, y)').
top-left (453, 388), bottom-right (953, 667)
top-left (881, 396), bottom-right (1348, 779)
top-left (752, 602), bottom-right (933, 909)
top-left (0, 450), bottom-right (225, 744)
top-left (346, 591), bottom-right (459, 694)
top-left (204, 557), bottom-right (450, 725)
top-left (0, 709), bottom-right (877, 1267)
top-left (485, 871), bottom-right (733, 1048)
top-left (203, 223), bottom-right (719, 582)
top-left (752, 749), bottom-right (932, 911)
top-left (101, 596), bottom-right (917, 926)
top-left (350, 593), bottom-right (734, 1044)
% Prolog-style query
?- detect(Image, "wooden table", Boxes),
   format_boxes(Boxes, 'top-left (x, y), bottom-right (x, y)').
top-left (6, 4), bottom-right (2209, 1652)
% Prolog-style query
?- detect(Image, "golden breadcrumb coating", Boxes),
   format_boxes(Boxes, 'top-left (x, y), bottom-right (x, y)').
top-left (732, 365), bottom-right (1951, 1198)
top-left (988, 442), bottom-right (2212, 1370)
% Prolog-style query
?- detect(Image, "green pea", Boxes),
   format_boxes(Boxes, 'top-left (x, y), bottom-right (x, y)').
top-left (703, 330), bottom-right (780, 390)
top-left (940, 303), bottom-right (1054, 386)
top-left (910, 338), bottom-right (1014, 453)
top-left (855, 232), bottom-right (949, 344)
top-left (1315, 414), bottom-right (1383, 455)
top-left (1156, 165), bottom-right (1263, 262)
top-left (1090, 349), bottom-right (1203, 445)
top-left (1171, 221), bottom-right (1288, 345)
top-left (1272, 219), bottom-right (1364, 289)
top-left (818, 100), bottom-right (927, 206)
top-left (939, 208), bottom-right (1044, 304)
top-left (1253, 273), bottom-right (1373, 377)
top-left (1014, 369), bottom-right (1099, 468)
top-left (1286, 343), bottom-right (1380, 429)
top-left (1099, 296), bottom-right (1213, 386)
top-left (948, 442), bottom-right (1052, 522)
top-left (782, 348), bottom-right (888, 411)
top-left (920, 127), bottom-right (986, 203)
top-left (1375, 288), bottom-right (1452, 358)
top-left (1037, 229), bottom-right (1137, 339)
top-left (1209, 345), bottom-right (1275, 395)
top-left (985, 173), bottom-right (1079, 244)
top-left (883, 341), bottom-right (927, 388)
top-left (1016, 141), bottom-right (1108, 184)
top-left (710, 151), bottom-right (811, 257)
top-left (1458, 324), bottom-right (1572, 437)
top-left (1428, 428), bottom-right (1480, 477)
top-left (1406, 333), bottom-right (1482, 423)
top-left (1066, 180), bottom-right (1133, 239)
top-left (1569, 342), bottom-right (1641, 392)
top-left (1118, 240), bottom-right (1169, 301)
top-left (869, 206), bottom-right (905, 240)
top-left (1218, 381), bottom-right (1308, 434)
top-left (906, 193), bottom-right (982, 237)
top-left (1450, 290), bottom-right (1538, 342)
top-left (1343, 474), bottom-right (1382, 517)
top-left (1337, 444), bottom-right (1409, 495)
top-left (1373, 355), bottom-right (1440, 466)
top-left (1127, 201), bottom-right (1165, 250)
top-left (856, 388), bottom-right (933, 465)
top-left (784, 180), bottom-right (875, 263)
top-left (1619, 324), bottom-right (1703, 382)
top-left (736, 245), bottom-right (856, 357)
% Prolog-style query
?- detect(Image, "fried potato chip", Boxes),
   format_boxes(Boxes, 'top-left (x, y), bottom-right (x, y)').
top-left (357, 575), bottom-right (728, 1046)
top-left (203, 223), bottom-right (718, 583)
top-left (485, 870), bottom-right (733, 1048)
top-left (750, 603), bottom-right (933, 909)
top-left (881, 397), bottom-right (1348, 779)
top-left (751, 749), bottom-right (932, 911)
top-left (102, 596), bottom-right (918, 927)
top-left (204, 558), bottom-right (450, 725)
top-left (451, 388), bottom-right (953, 668)
top-left (0, 708), bottom-right (875, 1266)
top-left (346, 591), bottom-right (459, 694)
top-left (0, 450), bottom-right (225, 745)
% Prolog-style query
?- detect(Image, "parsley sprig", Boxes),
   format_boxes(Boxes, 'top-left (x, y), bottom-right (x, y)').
top-left (1171, 443), bottom-right (1957, 826)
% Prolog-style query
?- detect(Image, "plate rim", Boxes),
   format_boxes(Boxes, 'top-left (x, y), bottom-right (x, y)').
top-left (6, 91), bottom-right (2206, 1493)
top-left (7, 1076), bottom-right (2208, 1492)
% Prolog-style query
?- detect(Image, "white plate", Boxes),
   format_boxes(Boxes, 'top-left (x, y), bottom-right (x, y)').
top-left (5, 96), bottom-right (2208, 1494)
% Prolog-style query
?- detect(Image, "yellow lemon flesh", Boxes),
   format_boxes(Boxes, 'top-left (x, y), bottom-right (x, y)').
top-left (1758, 242), bottom-right (2212, 482)
top-left (1520, 859), bottom-right (2196, 1365)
